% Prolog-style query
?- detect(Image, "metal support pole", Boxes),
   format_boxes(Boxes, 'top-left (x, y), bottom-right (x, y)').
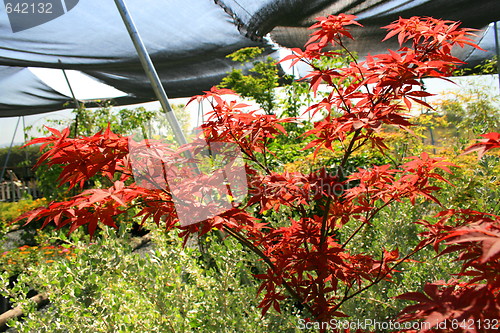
top-left (22, 116), bottom-right (30, 177)
top-left (494, 22), bottom-right (500, 94)
top-left (113, 0), bottom-right (188, 145)
top-left (59, 60), bottom-right (80, 109)
top-left (1, 117), bottom-right (21, 182)
top-left (59, 60), bottom-right (82, 137)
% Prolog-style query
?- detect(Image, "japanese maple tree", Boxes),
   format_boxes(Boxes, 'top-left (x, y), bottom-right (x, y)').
top-left (16, 14), bottom-right (499, 332)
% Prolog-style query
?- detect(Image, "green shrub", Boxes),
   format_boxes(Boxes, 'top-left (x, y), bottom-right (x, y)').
top-left (0, 198), bottom-right (47, 237)
top-left (2, 229), bottom-right (301, 332)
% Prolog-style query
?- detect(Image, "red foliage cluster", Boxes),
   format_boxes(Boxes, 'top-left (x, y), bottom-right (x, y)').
top-left (28, 126), bottom-right (130, 188)
top-left (398, 209), bottom-right (500, 331)
top-left (463, 132), bottom-right (500, 158)
top-left (190, 86), bottom-right (291, 156)
top-left (15, 13), bottom-right (499, 332)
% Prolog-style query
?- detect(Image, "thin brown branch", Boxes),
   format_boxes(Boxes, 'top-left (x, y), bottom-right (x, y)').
top-left (0, 293), bottom-right (49, 328)
top-left (223, 228), bottom-right (314, 316)
top-left (335, 239), bottom-right (433, 310)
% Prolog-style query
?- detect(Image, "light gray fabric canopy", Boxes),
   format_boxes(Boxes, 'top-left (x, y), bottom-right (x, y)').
top-left (0, 0), bottom-right (499, 116)
top-left (0, 66), bottom-right (69, 116)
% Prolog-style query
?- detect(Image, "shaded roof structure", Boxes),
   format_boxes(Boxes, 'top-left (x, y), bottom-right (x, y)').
top-left (0, 66), bottom-right (70, 117)
top-left (0, 0), bottom-right (499, 116)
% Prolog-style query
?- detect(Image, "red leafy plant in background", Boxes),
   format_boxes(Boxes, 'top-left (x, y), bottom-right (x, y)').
top-left (15, 14), bottom-right (499, 332)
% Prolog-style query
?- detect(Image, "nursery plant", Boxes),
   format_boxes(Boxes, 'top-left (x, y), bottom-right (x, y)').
top-left (13, 14), bottom-right (500, 332)
top-left (2, 229), bottom-right (299, 332)
top-left (27, 104), bottom-right (190, 200)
